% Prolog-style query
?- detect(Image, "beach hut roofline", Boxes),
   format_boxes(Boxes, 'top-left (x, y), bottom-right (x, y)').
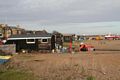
top-left (7, 37), bottom-right (51, 40)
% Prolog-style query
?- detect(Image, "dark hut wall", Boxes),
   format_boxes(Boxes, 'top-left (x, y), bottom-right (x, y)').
top-left (6, 39), bottom-right (38, 52)
top-left (6, 38), bottom-right (53, 52)
top-left (38, 38), bottom-right (52, 50)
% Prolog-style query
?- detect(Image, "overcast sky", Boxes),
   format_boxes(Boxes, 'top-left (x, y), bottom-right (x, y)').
top-left (0, 0), bottom-right (120, 34)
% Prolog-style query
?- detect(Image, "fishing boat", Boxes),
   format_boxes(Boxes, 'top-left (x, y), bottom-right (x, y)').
top-left (0, 56), bottom-right (12, 64)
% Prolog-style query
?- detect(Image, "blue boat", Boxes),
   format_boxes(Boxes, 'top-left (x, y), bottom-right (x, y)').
top-left (0, 56), bottom-right (12, 64)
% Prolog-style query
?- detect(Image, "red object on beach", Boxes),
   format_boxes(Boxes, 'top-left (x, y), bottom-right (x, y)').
top-left (80, 44), bottom-right (95, 51)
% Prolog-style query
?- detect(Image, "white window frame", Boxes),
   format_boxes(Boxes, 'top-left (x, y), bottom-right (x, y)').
top-left (26, 39), bottom-right (35, 44)
top-left (41, 38), bottom-right (48, 43)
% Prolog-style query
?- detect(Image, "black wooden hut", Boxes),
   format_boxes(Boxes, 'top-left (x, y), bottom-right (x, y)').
top-left (5, 33), bottom-right (55, 52)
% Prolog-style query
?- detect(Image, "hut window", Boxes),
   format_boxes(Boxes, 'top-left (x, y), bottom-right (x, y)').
top-left (41, 39), bottom-right (48, 43)
top-left (26, 39), bottom-right (35, 44)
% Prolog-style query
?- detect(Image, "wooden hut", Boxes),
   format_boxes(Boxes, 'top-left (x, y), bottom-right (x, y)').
top-left (5, 33), bottom-right (55, 52)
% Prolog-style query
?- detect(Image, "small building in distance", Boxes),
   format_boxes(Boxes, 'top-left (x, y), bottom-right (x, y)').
top-left (63, 33), bottom-right (75, 42)
top-left (77, 35), bottom-right (105, 40)
top-left (25, 30), bottom-right (48, 35)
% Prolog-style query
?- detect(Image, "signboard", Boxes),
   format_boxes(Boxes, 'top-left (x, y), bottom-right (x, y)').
top-left (0, 44), bottom-right (16, 55)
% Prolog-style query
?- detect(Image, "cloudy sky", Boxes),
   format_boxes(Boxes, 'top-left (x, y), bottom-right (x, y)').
top-left (0, 0), bottom-right (120, 34)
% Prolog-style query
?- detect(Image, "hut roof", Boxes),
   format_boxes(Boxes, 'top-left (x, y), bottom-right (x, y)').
top-left (7, 33), bottom-right (52, 40)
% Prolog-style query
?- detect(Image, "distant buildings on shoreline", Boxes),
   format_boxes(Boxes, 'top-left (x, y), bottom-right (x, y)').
top-left (0, 24), bottom-right (120, 41)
